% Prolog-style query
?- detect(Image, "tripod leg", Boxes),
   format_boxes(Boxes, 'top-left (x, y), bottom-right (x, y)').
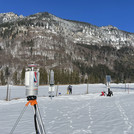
top-left (10, 105), bottom-right (27, 134)
top-left (33, 105), bottom-right (40, 134)
top-left (34, 104), bottom-right (46, 134)
top-left (36, 104), bottom-right (46, 134)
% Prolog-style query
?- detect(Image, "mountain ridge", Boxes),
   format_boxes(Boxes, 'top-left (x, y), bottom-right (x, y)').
top-left (0, 12), bottom-right (133, 34)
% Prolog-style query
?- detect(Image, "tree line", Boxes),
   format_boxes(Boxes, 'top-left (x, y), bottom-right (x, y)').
top-left (0, 62), bottom-right (134, 85)
top-left (0, 67), bottom-right (80, 85)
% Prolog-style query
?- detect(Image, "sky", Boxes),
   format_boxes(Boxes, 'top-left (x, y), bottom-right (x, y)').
top-left (0, 0), bottom-right (134, 33)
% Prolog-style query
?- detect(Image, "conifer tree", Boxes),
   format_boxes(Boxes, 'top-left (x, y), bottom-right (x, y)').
top-left (39, 68), bottom-right (48, 85)
top-left (21, 68), bottom-right (25, 85)
top-left (13, 71), bottom-right (18, 85)
top-left (5, 66), bottom-right (9, 77)
top-left (0, 70), bottom-right (6, 85)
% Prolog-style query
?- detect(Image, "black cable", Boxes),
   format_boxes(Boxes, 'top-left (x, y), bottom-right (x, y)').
top-left (34, 104), bottom-right (39, 134)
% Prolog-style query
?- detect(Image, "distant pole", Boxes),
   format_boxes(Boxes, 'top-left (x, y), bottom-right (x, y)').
top-left (87, 83), bottom-right (89, 94)
top-left (125, 80), bottom-right (126, 92)
top-left (128, 84), bottom-right (129, 94)
top-left (9, 84), bottom-right (11, 101)
top-left (6, 77), bottom-right (10, 101)
top-left (47, 72), bottom-right (49, 85)
top-left (56, 82), bottom-right (59, 96)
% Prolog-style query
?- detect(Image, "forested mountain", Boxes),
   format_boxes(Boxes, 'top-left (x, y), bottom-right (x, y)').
top-left (0, 12), bottom-right (134, 84)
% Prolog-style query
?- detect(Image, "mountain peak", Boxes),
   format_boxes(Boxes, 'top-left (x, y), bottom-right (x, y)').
top-left (101, 25), bottom-right (118, 30)
top-left (0, 12), bottom-right (24, 24)
top-left (29, 12), bottom-right (53, 18)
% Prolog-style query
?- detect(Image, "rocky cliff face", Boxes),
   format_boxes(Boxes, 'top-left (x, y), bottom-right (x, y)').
top-left (0, 12), bottom-right (134, 83)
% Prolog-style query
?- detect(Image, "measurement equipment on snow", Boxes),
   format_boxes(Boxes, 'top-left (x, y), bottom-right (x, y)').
top-left (50, 70), bottom-right (54, 86)
top-left (10, 64), bottom-right (46, 134)
top-left (25, 64), bottom-right (40, 100)
top-left (106, 75), bottom-right (111, 88)
top-left (48, 70), bottom-right (55, 99)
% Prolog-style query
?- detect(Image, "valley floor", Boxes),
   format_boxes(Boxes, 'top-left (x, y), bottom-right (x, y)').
top-left (0, 84), bottom-right (134, 134)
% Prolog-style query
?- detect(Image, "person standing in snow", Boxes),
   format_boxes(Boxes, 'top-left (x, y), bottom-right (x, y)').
top-left (67, 85), bottom-right (72, 94)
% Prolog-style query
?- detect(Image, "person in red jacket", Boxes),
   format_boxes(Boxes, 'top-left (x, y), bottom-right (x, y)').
top-left (100, 91), bottom-right (105, 96)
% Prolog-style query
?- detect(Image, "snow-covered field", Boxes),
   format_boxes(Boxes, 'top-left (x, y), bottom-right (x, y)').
top-left (0, 83), bottom-right (134, 134)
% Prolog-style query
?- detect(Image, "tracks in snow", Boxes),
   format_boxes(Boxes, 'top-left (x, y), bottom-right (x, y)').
top-left (115, 97), bottom-right (134, 134)
top-left (40, 95), bottom-right (134, 134)
top-left (41, 97), bottom-right (94, 134)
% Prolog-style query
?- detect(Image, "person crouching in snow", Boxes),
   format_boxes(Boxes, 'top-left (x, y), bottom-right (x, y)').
top-left (107, 88), bottom-right (113, 97)
top-left (100, 91), bottom-right (106, 96)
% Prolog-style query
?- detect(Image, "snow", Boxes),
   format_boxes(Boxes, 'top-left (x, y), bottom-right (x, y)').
top-left (0, 83), bottom-right (134, 134)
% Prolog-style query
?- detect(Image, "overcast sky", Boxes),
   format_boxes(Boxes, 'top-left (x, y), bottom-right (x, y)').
top-left (0, 0), bottom-right (134, 33)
